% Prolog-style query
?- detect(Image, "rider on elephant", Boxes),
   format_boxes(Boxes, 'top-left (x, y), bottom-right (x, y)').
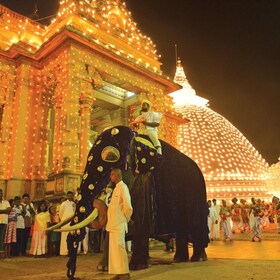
top-left (130, 99), bottom-right (162, 155)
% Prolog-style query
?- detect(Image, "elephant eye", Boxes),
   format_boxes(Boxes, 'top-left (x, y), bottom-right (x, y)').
top-left (101, 146), bottom-right (120, 162)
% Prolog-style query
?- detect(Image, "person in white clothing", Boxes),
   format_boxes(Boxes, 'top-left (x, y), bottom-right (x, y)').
top-left (219, 200), bottom-right (233, 242)
top-left (207, 200), bottom-right (219, 241)
top-left (130, 100), bottom-right (162, 154)
top-left (106, 169), bottom-right (133, 280)
top-left (78, 226), bottom-right (89, 255)
top-left (59, 191), bottom-right (75, 256)
top-left (0, 189), bottom-right (11, 252)
top-left (212, 199), bottom-right (220, 239)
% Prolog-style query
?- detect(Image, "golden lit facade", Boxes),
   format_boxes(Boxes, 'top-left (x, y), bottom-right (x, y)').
top-left (170, 59), bottom-right (271, 201)
top-left (0, 1), bottom-right (182, 200)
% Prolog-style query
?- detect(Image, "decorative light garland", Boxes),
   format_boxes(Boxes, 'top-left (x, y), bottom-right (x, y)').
top-left (0, 1), bottom-right (161, 74)
top-left (171, 59), bottom-right (271, 201)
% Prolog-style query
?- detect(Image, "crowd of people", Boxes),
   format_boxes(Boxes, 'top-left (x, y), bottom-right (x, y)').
top-left (1, 180), bottom-right (280, 280)
top-left (207, 196), bottom-right (280, 242)
top-left (1, 192), bottom-right (280, 257)
top-left (0, 168), bottom-right (132, 280)
top-left (0, 189), bottom-right (109, 259)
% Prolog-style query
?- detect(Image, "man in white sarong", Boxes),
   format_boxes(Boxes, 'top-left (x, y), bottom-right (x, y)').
top-left (106, 169), bottom-right (133, 280)
top-left (207, 200), bottom-right (219, 241)
top-left (130, 100), bottom-right (162, 154)
top-left (212, 199), bottom-right (220, 239)
top-left (59, 191), bottom-right (75, 256)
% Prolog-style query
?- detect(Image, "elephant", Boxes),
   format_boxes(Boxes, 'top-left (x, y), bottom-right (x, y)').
top-left (50, 126), bottom-right (209, 279)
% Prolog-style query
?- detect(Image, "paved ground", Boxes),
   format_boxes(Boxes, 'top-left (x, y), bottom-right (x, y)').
top-left (0, 229), bottom-right (279, 280)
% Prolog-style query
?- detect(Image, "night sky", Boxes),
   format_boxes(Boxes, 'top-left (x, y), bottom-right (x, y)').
top-left (1, 0), bottom-right (279, 165)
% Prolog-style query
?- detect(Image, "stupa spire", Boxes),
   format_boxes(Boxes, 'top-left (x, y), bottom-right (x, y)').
top-left (170, 58), bottom-right (209, 107)
top-left (174, 57), bottom-right (189, 87)
top-left (174, 57), bottom-right (196, 95)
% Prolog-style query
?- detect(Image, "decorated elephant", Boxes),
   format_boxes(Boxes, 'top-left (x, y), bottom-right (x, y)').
top-left (50, 126), bottom-right (209, 279)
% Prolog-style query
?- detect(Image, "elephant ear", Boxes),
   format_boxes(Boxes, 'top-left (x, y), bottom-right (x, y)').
top-left (133, 136), bottom-right (163, 174)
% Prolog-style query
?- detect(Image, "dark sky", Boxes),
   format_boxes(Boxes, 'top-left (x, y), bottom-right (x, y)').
top-left (1, 0), bottom-right (279, 165)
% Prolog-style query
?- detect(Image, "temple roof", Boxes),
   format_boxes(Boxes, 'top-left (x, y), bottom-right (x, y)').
top-left (0, 0), bottom-right (161, 73)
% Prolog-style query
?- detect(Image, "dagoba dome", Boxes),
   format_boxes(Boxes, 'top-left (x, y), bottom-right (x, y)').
top-left (169, 59), bottom-right (270, 201)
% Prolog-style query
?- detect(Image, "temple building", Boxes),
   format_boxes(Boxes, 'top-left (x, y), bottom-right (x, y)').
top-left (170, 59), bottom-right (271, 201)
top-left (0, 0), bottom-right (183, 200)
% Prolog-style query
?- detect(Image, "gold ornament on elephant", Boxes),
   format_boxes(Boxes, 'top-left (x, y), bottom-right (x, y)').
top-left (111, 128), bottom-right (119, 135)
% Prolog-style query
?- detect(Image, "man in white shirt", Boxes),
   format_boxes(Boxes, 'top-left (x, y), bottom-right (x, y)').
top-left (207, 200), bottom-right (219, 241)
top-left (130, 100), bottom-right (162, 154)
top-left (0, 189), bottom-right (11, 251)
top-left (106, 169), bottom-right (133, 280)
top-left (212, 199), bottom-right (221, 239)
top-left (59, 191), bottom-right (75, 256)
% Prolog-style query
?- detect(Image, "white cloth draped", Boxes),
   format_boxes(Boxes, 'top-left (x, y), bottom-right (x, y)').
top-left (106, 180), bottom-right (133, 275)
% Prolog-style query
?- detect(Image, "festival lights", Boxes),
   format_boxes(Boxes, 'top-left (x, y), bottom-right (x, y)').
top-left (0, 1), bottom-right (161, 73)
top-left (170, 59), bottom-right (270, 201)
top-left (1, 1), bottom-right (274, 201)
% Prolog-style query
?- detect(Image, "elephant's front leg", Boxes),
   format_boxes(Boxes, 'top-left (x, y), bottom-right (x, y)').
top-left (127, 172), bottom-right (154, 270)
top-left (129, 230), bottom-right (150, 270)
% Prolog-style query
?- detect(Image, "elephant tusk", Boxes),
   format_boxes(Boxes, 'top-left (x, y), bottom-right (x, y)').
top-left (54, 208), bottom-right (99, 232)
top-left (46, 214), bottom-right (75, 231)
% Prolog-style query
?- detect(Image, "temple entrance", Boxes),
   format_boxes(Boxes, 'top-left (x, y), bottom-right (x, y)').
top-left (90, 99), bottom-right (120, 144)
top-left (90, 85), bottom-right (138, 145)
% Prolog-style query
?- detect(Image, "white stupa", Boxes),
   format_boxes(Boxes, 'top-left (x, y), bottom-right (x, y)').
top-left (169, 59), bottom-right (270, 201)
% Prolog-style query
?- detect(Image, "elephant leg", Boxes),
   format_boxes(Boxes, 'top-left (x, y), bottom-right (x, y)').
top-left (173, 234), bottom-right (189, 262)
top-left (129, 233), bottom-right (150, 270)
top-left (191, 242), bottom-right (208, 262)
